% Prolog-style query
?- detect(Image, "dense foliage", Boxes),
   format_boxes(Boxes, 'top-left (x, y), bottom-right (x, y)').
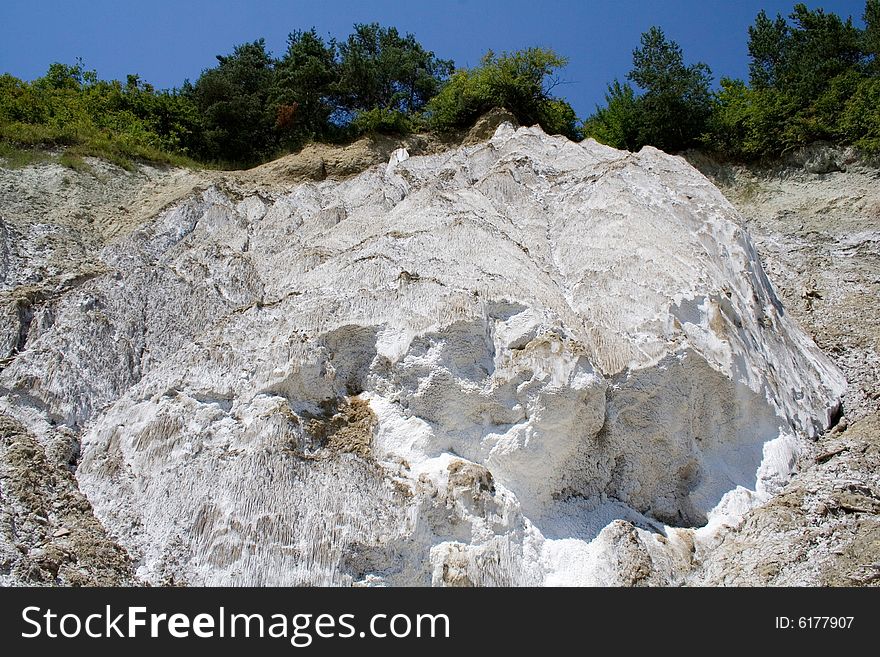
top-left (182, 24), bottom-right (454, 165)
top-left (0, 25), bottom-right (576, 168)
top-left (426, 48), bottom-right (579, 140)
top-left (3, 3), bottom-right (880, 169)
top-left (584, 28), bottom-right (712, 152)
top-left (586, 2), bottom-right (880, 158)
top-left (0, 24), bottom-right (457, 168)
top-left (188, 40), bottom-right (277, 165)
top-left (335, 24), bottom-right (453, 118)
top-left (0, 61), bottom-right (201, 169)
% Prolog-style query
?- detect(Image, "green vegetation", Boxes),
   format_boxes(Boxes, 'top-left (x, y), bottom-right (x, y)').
top-left (703, 2), bottom-right (876, 158)
top-left (335, 24), bottom-right (453, 119)
top-left (2, 4), bottom-right (880, 169)
top-left (426, 48), bottom-right (579, 140)
top-left (0, 62), bottom-right (202, 170)
top-left (0, 142), bottom-right (52, 169)
top-left (0, 26), bottom-right (573, 169)
top-left (271, 29), bottom-right (339, 148)
top-left (586, 1), bottom-right (880, 159)
top-left (58, 151), bottom-right (91, 173)
top-left (188, 39), bottom-right (276, 165)
top-left (584, 27), bottom-right (712, 152)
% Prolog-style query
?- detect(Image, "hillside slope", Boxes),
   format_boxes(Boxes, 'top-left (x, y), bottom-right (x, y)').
top-left (687, 149), bottom-right (880, 585)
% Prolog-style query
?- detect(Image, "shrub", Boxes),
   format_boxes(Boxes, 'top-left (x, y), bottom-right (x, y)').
top-left (840, 75), bottom-right (880, 153)
top-left (0, 62), bottom-right (204, 169)
top-left (703, 80), bottom-right (793, 158)
top-left (581, 81), bottom-right (641, 150)
top-left (58, 151), bottom-right (91, 173)
top-left (350, 107), bottom-right (414, 136)
top-left (426, 48), bottom-right (579, 140)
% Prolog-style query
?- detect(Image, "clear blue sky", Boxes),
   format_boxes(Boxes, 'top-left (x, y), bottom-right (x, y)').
top-left (0, 0), bottom-right (868, 118)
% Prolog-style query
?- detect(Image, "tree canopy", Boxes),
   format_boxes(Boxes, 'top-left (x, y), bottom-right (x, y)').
top-left (335, 23), bottom-right (453, 116)
top-left (188, 40), bottom-right (276, 165)
top-left (271, 29), bottom-right (339, 149)
top-left (586, 2), bottom-right (880, 159)
top-left (707, 2), bottom-right (879, 158)
top-left (4, 4), bottom-right (880, 170)
top-left (584, 27), bottom-right (712, 152)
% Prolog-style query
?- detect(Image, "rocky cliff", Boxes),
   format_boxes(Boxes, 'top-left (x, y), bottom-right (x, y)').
top-left (2, 124), bottom-right (872, 586)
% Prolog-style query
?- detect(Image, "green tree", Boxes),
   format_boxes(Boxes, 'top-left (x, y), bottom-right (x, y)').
top-left (747, 4), bottom-right (863, 103)
top-left (782, 3), bottom-right (863, 102)
top-left (581, 80), bottom-right (641, 150)
top-left (34, 60), bottom-right (97, 91)
top-left (747, 10), bottom-right (790, 89)
top-left (271, 29), bottom-right (338, 148)
top-left (840, 76), bottom-right (880, 152)
top-left (189, 39), bottom-right (277, 165)
top-left (335, 23), bottom-right (453, 121)
top-left (585, 27), bottom-right (711, 152)
top-left (703, 78), bottom-right (799, 158)
top-left (707, 3), bottom-right (871, 158)
top-left (628, 26), bottom-right (712, 151)
top-left (865, 0), bottom-right (880, 73)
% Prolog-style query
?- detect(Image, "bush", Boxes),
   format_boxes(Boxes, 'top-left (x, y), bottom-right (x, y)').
top-left (0, 62), bottom-right (204, 169)
top-left (426, 48), bottom-right (579, 140)
top-left (703, 76), bottom-right (873, 160)
top-left (350, 107), bottom-right (415, 136)
top-left (840, 75), bottom-right (880, 153)
top-left (809, 69), bottom-right (864, 141)
top-left (581, 81), bottom-right (641, 150)
top-left (0, 142), bottom-right (52, 169)
top-left (58, 151), bottom-right (91, 173)
top-left (702, 79), bottom-right (800, 158)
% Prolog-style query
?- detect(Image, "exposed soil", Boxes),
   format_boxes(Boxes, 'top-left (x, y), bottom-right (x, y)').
top-left (0, 414), bottom-right (134, 585)
top-left (688, 146), bottom-right (880, 585)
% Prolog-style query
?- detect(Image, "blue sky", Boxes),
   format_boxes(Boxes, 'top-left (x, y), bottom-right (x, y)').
top-left (0, 0), bottom-right (868, 118)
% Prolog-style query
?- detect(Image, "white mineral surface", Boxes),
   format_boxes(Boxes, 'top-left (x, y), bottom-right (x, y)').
top-left (0, 124), bottom-right (846, 585)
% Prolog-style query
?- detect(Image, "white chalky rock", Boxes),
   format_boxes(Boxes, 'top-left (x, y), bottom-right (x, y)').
top-left (1, 124), bottom-right (845, 585)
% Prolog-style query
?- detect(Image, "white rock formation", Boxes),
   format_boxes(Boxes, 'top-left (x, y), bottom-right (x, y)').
top-left (0, 124), bottom-right (845, 585)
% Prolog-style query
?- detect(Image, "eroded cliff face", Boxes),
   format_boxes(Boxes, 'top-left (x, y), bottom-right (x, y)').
top-left (0, 125), bottom-right (849, 586)
top-left (686, 147), bottom-right (880, 586)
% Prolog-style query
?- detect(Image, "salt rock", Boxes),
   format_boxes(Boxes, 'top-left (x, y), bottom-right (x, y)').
top-left (2, 124), bottom-right (844, 585)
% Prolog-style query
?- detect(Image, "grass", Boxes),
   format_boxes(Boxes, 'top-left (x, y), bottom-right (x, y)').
top-left (58, 152), bottom-right (92, 173)
top-left (0, 142), bottom-right (53, 169)
top-left (0, 120), bottom-right (205, 171)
